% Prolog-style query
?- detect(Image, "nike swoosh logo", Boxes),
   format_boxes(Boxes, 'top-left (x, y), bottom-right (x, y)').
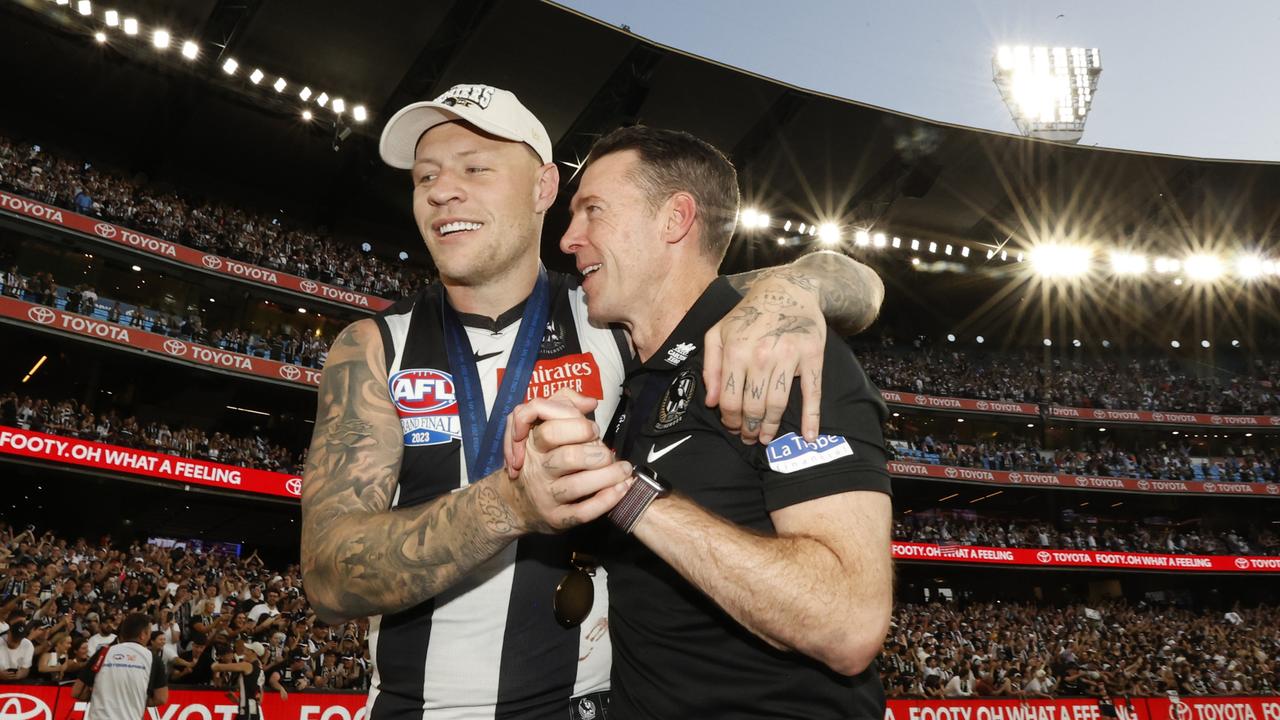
top-left (647, 435), bottom-right (692, 463)
top-left (473, 350), bottom-right (504, 362)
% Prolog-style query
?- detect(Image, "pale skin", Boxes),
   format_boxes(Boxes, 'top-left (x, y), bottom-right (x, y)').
top-left (542, 146), bottom-right (893, 675)
top-left (301, 121), bottom-right (882, 623)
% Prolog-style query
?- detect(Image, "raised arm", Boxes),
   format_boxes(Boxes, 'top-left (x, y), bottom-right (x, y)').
top-left (301, 320), bottom-right (628, 622)
top-left (708, 251), bottom-right (884, 444)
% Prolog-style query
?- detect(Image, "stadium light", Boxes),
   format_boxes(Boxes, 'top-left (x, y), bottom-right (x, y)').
top-left (911, 257), bottom-right (920, 266)
top-left (398, 251), bottom-right (410, 261)
top-left (808, 225), bottom-right (817, 237)
top-left (993, 45), bottom-right (1102, 143)
top-left (299, 86), bottom-right (312, 102)
top-left (104, 9), bottom-right (118, 26)
top-left (222, 58), bottom-right (238, 75)
top-left (1029, 243), bottom-right (1091, 278)
top-left (1152, 257), bottom-right (1180, 274)
top-left (316, 92), bottom-right (329, 107)
top-left (332, 98), bottom-right (346, 114)
top-left (1231, 339), bottom-right (1240, 347)
top-left (352, 105), bottom-right (368, 123)
top-left (56, 0), bottom-right (68, 5)
top-left (817, 223), bottom-right (841, 244)
top-left (873, 233), bottom-right (887, 248)
top-left (976, 335), bottom-right (984, 344)
top-left (854, 231), bottom-right (870, 247)
top-left (892, 236), bottom-right (902, 249)
top-left (76, 0), bottom-right (91, 16)
top-left (301, 110), bottom-right (313, 121)
top-left (273, 77), bottom-right (287, 93)
top-left (181, 40), bottom-right (198, 59)
top-left (1072, 339), bottom-right (1082, 347)
top-left (1043, 338), bottom-right (1052, 347)
top-left (911, 239), bottom-right (921, 251)
top-left (94, 31), bottom-right (106, 42)
top-left (249, 68), bottom-right (264, 84)
top-left (739, 208), bottom-right (761, 229)
top-left (1170, 340), bottom-right (1181, 348)
top-left (797, 223), bottom-right (807, 234)
top-left (946, 334), bottom-right (956, 342)
top-left (1109, 251), bottom-right (1148, 275)
top-left (151, 29), bottom-right (169, 49)
top-left (122, 16), bottom-right (137, 35)
top-left (928, 241), bottom-right (937, 254)
top-left (1235, 254), bottom-right (1265, 280)
top-left (782, 220), bottom-right (792, 232)
top-left (1201, 340), bottom-right (1211, 348)
top-left (1183, 254), bottom-right (1223, 282)
top-left (961, 246), bottom-right (970, 257)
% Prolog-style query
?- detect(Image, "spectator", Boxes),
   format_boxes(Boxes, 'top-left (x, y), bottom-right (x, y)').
top-left (0, 622), bottom-right (34, 680)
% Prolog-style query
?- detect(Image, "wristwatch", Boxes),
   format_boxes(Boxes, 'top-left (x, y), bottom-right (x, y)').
top-left (608, 464), bottom-right (670, 534)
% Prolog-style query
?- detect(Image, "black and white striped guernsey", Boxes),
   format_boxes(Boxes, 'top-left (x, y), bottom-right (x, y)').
top-left (366, 271), bottom-right (627, 720)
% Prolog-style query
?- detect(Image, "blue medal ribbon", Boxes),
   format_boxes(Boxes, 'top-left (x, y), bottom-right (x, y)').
top-left (441, 267), bottom-right (551, 482)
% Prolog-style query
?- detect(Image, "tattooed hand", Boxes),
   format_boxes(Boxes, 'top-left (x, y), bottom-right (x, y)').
top-left (704, 271), bottom-right (827, 445)
top-left (499, 390), bottom-right (633, 534)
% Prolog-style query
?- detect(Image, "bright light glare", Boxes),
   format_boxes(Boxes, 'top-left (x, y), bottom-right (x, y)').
top-left (316, 92), bottom-right (329, 107)
top-left (273, 78), bottom-right (287, 93)
top-left (1152, 257), bottom-right (1180, 274)
top-left (222, 58), bottom-right (238, 75)
top-left (353, 105), bottom-right (368, 123)
top-left (122, 17), bottom-right (137, 35)
top-left (1183, 254), bottom-right (1224, 282)
top-left (873, 233), bottom-right (887, 248)
top-left (1109, 252), bottom-right (1148, 275)
top-left (104, 9), bottom-right (118, 26)
top-left (299, 86), bottom-right (312, 102)
top-left (181, 41), bottom-right (198, 59)
top-left (854, 231), bottom-right (870, 247)
top-left (301, 110), bottom-right (313, 121)
top-left (817, 223), bottom-right (841, 244)
top-left (249, 68), bottom-right (264, 84)
top-left (332, 98), bottom-right (346, 114)
top-left (76, 0), bottom-right (91, 16)
top-left (1029, 243), bottom-right (1092, 278)
top-left (1235, 255), bottom-right (1264, 280)
top-left (152, 29), bottom-right (169, 49)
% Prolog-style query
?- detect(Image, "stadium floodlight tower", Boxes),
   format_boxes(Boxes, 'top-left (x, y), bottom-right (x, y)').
top-left (993, 46), bottom-right (1101, 143)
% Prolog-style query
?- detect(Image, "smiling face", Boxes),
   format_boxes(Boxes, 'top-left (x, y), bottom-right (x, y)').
top-left (560, 150), bottom-right (667, 326)
top-left (412, 121), bottom-right (551, 289)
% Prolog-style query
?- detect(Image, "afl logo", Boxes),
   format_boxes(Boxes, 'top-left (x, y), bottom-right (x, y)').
top-left (1235, 557), bottom-right (1250, 570)
top-left (390, 369), bottom-right (457, 414)
top-left (299, 280), bottom-right (318, 294)
top-left (163, 339), bottom-right (188, 356)
top-left (0, 694), bottom-right (53, 720)
top-left (279, 365), bottom-right (301, 381)
top-left (202, 255), bottom-right (223, 270)
top-left (27, 307), bottom-right (55, 325)
top-left (285, 478), bottom-right (303, 496)
top-left (93, 222), bottom-right (117, 239)
top-left (1036, 551), bottom-right (1051, 564)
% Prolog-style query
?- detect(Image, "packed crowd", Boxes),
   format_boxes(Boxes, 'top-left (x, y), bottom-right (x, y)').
top-left (2, 523), bottom-right (1275, 697)
top-left (887, 430), bottom-right (1280, 483)
top-left (0, 393), bottom-right (304, 474)
top-left (1, 266), bottom-right (332, 369)
top-left (893, 511), bottom-right (1280, 556)
top-left (862, 343), bottom-right (1280, 415)
top-left (0, 135), bottom-right (432, 299)
top-left (881, 601), bottom-right (1279, 698)
top-left (0, 523), bottom-right (368, 691)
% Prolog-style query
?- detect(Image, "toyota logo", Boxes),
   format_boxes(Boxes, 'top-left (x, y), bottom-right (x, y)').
top-left (1235, 557), bottom-right (1250, 570)
top-left (1151, 412), bottom-right (1165, 422)
top-left (976, 400), bottom-right (989, 411)
top-left (1270, 416), bottom-right (1280, 426)
top-left (1267, 484), bottom-right (1279, 495)
top-left (163, 339), bottom-right (187, 356)
top-left (944, 467), bottom-right (958, 478)
top-left (0, 693), bottom-right (53, 720)
top-left (93, 222), bottom-right (117, 239)
top-left (1008, 472), bottom-right (1022, 483)
top-left (299, 280), bottom-right (318, 294)
top-left (1210, 415), bottom-right (1223, 425)
top-left (1092, 409), bottom-right (1106, 419)
top-left (1075, 476), bottom-right (1090, 486)
top-left (279, 365), bottom-right (302, 381)
top-left (26, 306), bottom-right (56, 325)
top-left (1203, 482), bottom-right (1216, 493)
top-left (913, 394), bottom-right (927, 405)
top-left (1137, 480), bottom-right (1150, 490)
top-left (285, 478), bottom-right (303, 496)
top-left (201, 255), bottom-right (223, 269)
top-left (1169, 700), bottom-right (1192, 720)
top-left (1036, 551), bottom-right (1051, 564)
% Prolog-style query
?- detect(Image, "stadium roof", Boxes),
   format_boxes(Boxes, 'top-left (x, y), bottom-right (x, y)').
top-left (4, 0), bottom-right (1279, 340)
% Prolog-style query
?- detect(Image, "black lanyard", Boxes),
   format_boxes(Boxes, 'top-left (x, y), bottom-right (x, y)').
top-left (441, 268), bottom-right (550, 482)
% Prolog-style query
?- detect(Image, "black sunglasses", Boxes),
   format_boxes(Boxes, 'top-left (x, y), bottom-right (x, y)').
top-left (553, 552), bottom-right (597, 629)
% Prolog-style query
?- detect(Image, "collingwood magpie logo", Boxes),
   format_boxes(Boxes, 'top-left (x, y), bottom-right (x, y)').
top-left (435, 84), bottom-right (495, 110)
top-left (655, 369), bottom-right (696, 430)
top-left (541, 319), bottom-right (566, 355)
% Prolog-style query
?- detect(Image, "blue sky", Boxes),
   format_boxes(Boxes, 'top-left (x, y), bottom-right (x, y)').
top-left (560, 0), bottom-right (1280, 162)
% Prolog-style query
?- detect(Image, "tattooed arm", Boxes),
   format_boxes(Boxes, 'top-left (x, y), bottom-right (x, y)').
top-left (706, 251), bottom-right (884, 445)
top-left (726, 250), bottom-right (883, 336)
top-left (301, 320), bottom-right (629, 623)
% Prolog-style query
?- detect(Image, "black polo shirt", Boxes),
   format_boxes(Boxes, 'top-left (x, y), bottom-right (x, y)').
top-left (604, 276), bottom-right (892, 719)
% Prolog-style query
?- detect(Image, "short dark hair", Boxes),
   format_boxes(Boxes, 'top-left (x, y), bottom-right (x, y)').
top-left (119, 612), bottom-right (152, 643)
top-left (584, 125), bottom-right (740, 261)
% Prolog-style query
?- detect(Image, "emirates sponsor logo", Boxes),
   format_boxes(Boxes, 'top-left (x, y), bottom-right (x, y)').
top-left (93, 222), bottom-right (117, 239)
top-left (278, 365), bottom-right (302, 381)
top-left (1036, 551), bottom-right (1052, 564)
top-left (202, 255), bottom-right (223, 269)
top-left (1235, 557), bottom-right (1250, 570)
top-left (299, 280), bottom-right (318, 294)
top-left (0, 693), bottom-right (53, 720)
top-left (285, 478), bottom-right (303, 496)
top-left (27, 306), bottom-right (56, 325)
top-left (163, 339), bottom-right (188, 356)
top-left (944, 467), bottom-right (959, 478)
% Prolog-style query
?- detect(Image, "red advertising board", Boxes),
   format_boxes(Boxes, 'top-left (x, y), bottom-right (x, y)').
top-left (879, 390), bottom-right (1039, 417)
top-left (0, 685), bottom-right (366, 720)
top-left (886, 698), bottom-right (1105, 720)
top-left (0, 425), bottom-right (302, 500)
top-left (892, 542), bottom-right (1280, 573)
top-left (0, 295), bottom-right (320, 388)
top-left (1045, 405), bottom-right (1280, 430)
top-left (0, 189), bottom-right (390, 312)
top-left (886, 460), bottom-right (1280, 499)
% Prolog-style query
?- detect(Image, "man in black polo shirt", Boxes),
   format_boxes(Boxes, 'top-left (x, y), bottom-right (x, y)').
top-left (554, 126), bottom-right (894, 718)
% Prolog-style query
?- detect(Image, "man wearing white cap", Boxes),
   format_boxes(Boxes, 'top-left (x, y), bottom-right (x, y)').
top-left (213, 641), bottom-right (267, 720)
top-left (301, 83), bottom-right (883, 720)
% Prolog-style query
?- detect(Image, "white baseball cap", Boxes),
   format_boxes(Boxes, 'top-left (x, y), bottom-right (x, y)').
top-left (244, 641), bottom-right (266, 658)
top-left (379, 84), bottom-right (553, 169)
